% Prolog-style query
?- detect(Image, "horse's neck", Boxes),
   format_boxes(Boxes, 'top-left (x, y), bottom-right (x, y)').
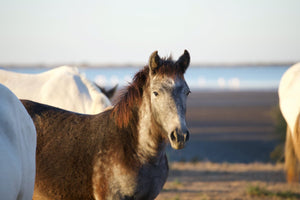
top-left (136, 94), bottom-right (167, 164)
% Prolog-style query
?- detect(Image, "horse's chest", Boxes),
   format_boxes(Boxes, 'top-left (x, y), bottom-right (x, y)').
top-left (134, 156), bottom-right (169, 199)
top-left (103, 156), bottom-right (168, 200)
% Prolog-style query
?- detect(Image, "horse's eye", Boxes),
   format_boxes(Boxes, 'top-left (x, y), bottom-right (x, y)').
top-left (153, 91), bottom-right (159, 96)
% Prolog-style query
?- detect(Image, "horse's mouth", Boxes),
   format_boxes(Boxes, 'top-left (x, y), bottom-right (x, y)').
top-left (169, 129), bottom-right (189, 150)
top-left (170, 141), bottom-right (186, 150)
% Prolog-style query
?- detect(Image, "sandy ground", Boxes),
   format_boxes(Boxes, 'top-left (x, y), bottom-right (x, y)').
top-left (156, 91), bottom-right (300, 199)
top-left (157, 162), bottom-right (300, 200)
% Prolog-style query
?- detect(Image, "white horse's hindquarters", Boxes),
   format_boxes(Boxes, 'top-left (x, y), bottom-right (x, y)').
top-left (280, 96), bottom-right (300, 136)
top-left (279, 63), bottom-right (300, 139)
top-left (0, 84), bottom-right (36, 200)
top-left (0, 138), bottom-right (22, 200)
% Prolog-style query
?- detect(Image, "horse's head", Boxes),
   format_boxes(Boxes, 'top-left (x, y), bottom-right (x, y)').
top-left (148, 50), bottom-right (190, 150)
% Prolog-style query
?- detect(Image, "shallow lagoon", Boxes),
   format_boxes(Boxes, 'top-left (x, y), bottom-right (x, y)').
top-left (2, 65), bottom-right (289, 91)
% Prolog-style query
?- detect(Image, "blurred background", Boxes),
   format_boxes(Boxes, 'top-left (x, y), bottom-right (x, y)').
top-left (1, 0), bottom-right (299, 90)
top-left (1, 0), bottom-right (300, 161)
top-left (1, 0), bottom-right (299, 66)
top-left (2, 1), bottom-right (300, 198)
top-left (1, 0), bottom-right (300, 160)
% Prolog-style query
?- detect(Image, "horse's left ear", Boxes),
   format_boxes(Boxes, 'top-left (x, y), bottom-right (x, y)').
top-left (149, 50), bottom-right (161, 74)
top-left (176, 50), bottom-right (190, 73)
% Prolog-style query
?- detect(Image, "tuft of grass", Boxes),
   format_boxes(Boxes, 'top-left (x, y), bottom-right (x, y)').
top-left (173, 196), bottom-right (180, 200)
top-left (272, 190), bottom-right (300, 199)
top-left (173, 178), bottom-right (182, 186)
top-left (246, 185), bottom-right (300, 199)
top-left (198, 193), bottom-right (210, 200)
top-left (246, 185), bottom-right (272, 196)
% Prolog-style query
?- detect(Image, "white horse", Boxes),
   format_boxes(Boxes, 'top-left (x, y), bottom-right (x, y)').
top-left (278, 63), bottom-right (300, 182)
top-left (0, 84), bottom-right (36, 200)
top-left (0, 66), bottom-right (111, 114)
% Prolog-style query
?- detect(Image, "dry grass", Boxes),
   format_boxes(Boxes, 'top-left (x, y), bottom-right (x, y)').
top-left (246, 185), bottom-right (300, 199)
top-left (156, 162), bottom-right (300, 200)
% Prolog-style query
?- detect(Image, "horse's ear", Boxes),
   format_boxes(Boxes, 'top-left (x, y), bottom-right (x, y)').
top-left (107, 84), bottom-right (118, 99)
top-left (149, 51), bottom-right (161, 74)
top-left (95, 83), bottom-right (118, 99)
top-left (176, 50), bottom-right (190, 73)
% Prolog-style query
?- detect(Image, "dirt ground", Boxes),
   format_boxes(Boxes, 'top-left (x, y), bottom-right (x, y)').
top-left (156, 162), bottom-right (300, 200)
top-left (156, 91), bottom-right (300, 199)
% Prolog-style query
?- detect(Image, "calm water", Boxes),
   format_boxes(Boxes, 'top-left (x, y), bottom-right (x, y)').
top-left (2, 65), bottom-right (289, 91)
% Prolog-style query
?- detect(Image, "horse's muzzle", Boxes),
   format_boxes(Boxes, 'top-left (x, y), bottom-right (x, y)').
top-left (169, 128), bottom-right (189, 150)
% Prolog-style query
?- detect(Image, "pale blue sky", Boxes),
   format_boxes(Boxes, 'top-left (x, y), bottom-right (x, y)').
top-left (0, 0), bottom-right (300, 65)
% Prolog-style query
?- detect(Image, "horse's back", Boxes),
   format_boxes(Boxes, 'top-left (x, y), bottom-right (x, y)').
top-left (0, 69), bottom-right (42, 100)
top-left (21, 99), bottom-right (106, 200)
top-left (0, 66), bottom-right (82, 107)
top-left (39, 66), bottom-right (92, 113)
top-left (279, 63), bottom-right (300, 136)
top-left (0, 66), bottom-right (111, 114)
top-left (0, 84), bottom-right (36, 200)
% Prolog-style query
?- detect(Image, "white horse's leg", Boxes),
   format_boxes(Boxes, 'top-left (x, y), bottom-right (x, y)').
top-left (285, 125), bottom-right (299, 182)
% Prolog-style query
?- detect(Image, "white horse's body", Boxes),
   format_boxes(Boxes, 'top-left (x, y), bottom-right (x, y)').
top-left (0, 66), bottom-right (111, 114)
top-left (278, 63), bottom-right (300, 182)
top-left (279, 63), bottom-right (300, 138)
top-left (0, 84), bottom-right (36, 200)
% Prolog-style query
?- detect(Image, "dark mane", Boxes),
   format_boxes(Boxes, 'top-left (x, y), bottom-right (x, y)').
top-left (155, 56), bottom-right (186, 78)
top-left (112, 66), bottom-right (149, 128)
top-left (112, 58), bottom-right (185, 128)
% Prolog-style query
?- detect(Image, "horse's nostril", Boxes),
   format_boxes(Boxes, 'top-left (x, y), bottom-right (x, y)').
top-left (185, 130), bottom-right (190, 142)
top-left (170, 131), bottom-right (176, 141)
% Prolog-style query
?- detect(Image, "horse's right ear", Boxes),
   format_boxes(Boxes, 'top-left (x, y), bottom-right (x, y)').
top-left (149, 51), bottom-right (161, 74)
top-left (176, 50), bottom-right (190, 74)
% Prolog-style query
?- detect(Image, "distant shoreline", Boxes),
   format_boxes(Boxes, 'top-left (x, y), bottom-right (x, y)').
top-left (1, 66), bottom-right (287, 91)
